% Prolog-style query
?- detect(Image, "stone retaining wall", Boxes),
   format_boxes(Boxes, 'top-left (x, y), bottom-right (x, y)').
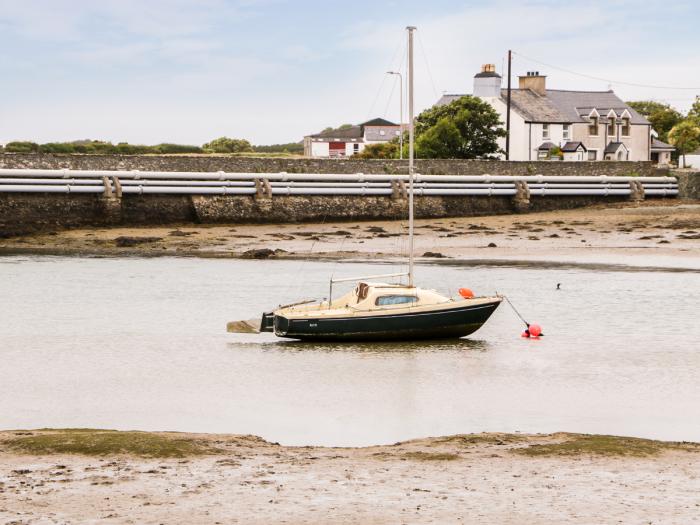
top-left (0, 154), bottom-right (679, 237)
top-left (673, 170), bottom-right (700, 199)
top-left (0, 153), bottom-right (663, 177)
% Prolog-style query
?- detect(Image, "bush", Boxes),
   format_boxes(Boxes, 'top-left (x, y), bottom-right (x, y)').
top-left (202, 136), bottom-right (253, 154)
top-left (355, 142), bottom-right (399, 159)
top-left (5, 141), bottom-right (40, 153)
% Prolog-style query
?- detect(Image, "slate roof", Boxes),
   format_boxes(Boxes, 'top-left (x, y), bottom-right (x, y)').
top-left (310, 126), bottom-right (364, 140)
top-left (651, 138), bottom-right (675, 151)
top-left (605, 141), bottom-right (628, 154)
top-left (361, 118), bottom-right (398, 127)
top-left (537, 142), bottom-right (557, 151)
top-left (561, 141), bottom-right (587, 152)
top-left (435, 90), bottom-right (650, 125)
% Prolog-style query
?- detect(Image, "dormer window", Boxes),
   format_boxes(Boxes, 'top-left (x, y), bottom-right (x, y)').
top-left (621, 118), bottom-right (631, 136)
top-left (589, 116), bottom-right (599, 136)
top-left (607, 116), bottom-right (616, 136)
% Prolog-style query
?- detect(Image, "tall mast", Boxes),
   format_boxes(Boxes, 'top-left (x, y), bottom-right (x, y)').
top-left (407, 25), bottom-right (416, 288)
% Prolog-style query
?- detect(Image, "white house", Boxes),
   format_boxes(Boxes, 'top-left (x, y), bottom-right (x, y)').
top-left (303, 118), bottom-right (401, 158)
top-left (436, 65), bottom-right (660, 162)
top-left (680, 146), bottom-right (700, 168)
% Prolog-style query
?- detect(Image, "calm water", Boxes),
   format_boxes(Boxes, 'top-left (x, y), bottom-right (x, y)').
top-left (1, 255), bottom-right (699, 446)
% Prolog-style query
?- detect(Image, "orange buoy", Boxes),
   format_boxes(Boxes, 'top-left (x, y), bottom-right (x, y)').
top-left (458, 288), bottom-right (474, 299)
top-left (528, 324), bottom-right (542, 337)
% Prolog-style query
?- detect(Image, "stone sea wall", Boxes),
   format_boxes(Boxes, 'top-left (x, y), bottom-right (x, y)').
top-left (0, 154), bottom-right (678, 237)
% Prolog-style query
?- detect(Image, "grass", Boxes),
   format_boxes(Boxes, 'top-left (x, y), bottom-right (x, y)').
top-left (2, 429), bottom-right (217, 458)
top-left (513, 434), bottom-right (699, 458)
top-left (402, 452), bottom-right (460, 461)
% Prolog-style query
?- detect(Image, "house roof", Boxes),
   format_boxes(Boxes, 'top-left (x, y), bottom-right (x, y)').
top-left (605, 141), bottom-right (628, 154)
top-left (361, 118), bottom-right (398, 127)
top-left (561, 141), bottom-right (587, 152)
top-left (308, 117), bottom-right (399, 140)
top-left (651, 138), bottom-right (675, 151)
top-left (310, 125), bottom-right (364, 140)
top-left (435, 90), bottom-right (650, 125)
top-left (537, 141), bottom-right (557, 151)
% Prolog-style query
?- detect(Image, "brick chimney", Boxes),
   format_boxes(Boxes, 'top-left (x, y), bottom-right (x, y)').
top-left (519, 71), bottom-right (547, 96)
top-left (473, 64), bottom-right (502, 98)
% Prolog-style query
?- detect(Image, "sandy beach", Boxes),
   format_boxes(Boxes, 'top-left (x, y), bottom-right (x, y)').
top-left (1, 201), bottom-right (698, 270)
top-left (1, 429), bottom-right (699, 524)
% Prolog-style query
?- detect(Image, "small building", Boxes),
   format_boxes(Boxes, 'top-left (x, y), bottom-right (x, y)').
top-left (304, 118), bottom-right (401, 158)
top-left (650, 138), bottom-right (675, 166)
top-left (436, 65), bottom-right (654, 162)
top-left (561, 141), bottom-right (587, 162)
top-left (680, 146), bottom-right (700, 169)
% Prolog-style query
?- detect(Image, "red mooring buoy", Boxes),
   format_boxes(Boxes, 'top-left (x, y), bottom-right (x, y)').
top-left (529, 324), bottom-right (542, 337)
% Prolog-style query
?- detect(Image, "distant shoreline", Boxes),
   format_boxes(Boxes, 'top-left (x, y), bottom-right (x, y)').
top-left (1, 201), bottom-right (698, 269)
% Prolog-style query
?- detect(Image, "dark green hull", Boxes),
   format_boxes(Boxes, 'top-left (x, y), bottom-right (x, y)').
top-left (273, 299), bottom-right (501, 341)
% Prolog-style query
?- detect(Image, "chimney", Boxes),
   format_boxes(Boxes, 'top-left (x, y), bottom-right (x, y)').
top-left (473, 64), bottom-right (502, 98)
top-left (519, 71), bottom-right (547, 96)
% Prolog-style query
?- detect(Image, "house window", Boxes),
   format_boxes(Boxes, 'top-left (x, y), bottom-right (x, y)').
top-left (589, 117), bottom-right (599, 136)
top-left (542, 124), bottom-right (550, 139)
top-left (621, 118), bottom-right (630, 136)
top-left (379, 130), bottom-right (386, 136)
top-left (588, 150), bottom-right (597, 161)
top-left (562, 124), bottom-right (570, 140)
top-left (353, 143), bottom-right (360, 154)
top-left (607, 117), bottom-right (616, 136)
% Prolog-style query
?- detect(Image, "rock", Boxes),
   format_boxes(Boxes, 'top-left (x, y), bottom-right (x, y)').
top-left (487, 242), bottom-right (497, 248)
top-left (366, 226), bottom-right (386, 233)
top-left (241, 248), bottom-right (276, 259)
top-left (114, 236), bottom-right (162, 247)
top-left (548, 233), bottom-right (560, 238)
top-left (168, 230), bottom-right (193, 237)
top-left (422, 251), bottom-right (446, 258)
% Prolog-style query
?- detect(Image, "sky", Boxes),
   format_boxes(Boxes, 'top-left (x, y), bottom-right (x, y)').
top-left (1, 0), bottom-right (699, 146)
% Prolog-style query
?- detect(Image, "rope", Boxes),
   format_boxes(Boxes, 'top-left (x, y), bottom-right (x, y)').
top-left (501, 294), bottom-right (529, 327)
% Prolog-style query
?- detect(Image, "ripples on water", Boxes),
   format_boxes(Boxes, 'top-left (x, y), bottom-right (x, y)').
top-left (0, 256), bottom-right (698, 446)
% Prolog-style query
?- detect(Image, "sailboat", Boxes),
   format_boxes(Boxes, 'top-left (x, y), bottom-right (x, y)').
top-left (259, 26), bottom-right (502, 341)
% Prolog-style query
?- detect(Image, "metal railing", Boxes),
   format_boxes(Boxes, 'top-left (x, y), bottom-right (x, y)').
top-left (0, 169), bottom-right (679, 197)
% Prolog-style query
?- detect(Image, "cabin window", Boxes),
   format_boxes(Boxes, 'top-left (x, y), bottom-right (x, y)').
top-left (562, 124), bottom-right (570, 140)
top-left (375, 295), bottom-right (417, 306)
top-left (589, 117), bottom-right (599, 136)
top-left (542, 124), bottom-right (550, 139)
top-left (621, 118), bottom-right (630, 136)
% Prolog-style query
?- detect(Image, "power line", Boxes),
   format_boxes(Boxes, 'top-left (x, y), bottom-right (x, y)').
top-left (417, 30), bottom-right (439, 100)
top-left (513, 51), bottom-right (700, 91)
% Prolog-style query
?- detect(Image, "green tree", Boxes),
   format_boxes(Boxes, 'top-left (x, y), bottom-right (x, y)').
top-left (354, 142), bottom-right (399, 159)
top-left (668, 120), bottom-right (700, 168)
top-left (202, 137), bottom-right (253, 154)
top-left (414, 95), bottom-right (506, 159)
top-left (338, 124), bottom-right (354, 130)
top-left (627, 101), bottom-right (683, 142)
top-left (688, 97), bottom-right (700, 126)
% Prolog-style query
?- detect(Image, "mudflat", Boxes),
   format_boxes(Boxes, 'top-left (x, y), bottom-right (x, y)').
top-left (1, 202), bottom-right (698, 269)
top-left (1, 429), bottom-right (699, 524)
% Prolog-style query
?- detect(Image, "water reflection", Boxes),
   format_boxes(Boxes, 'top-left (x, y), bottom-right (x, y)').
top-left (233, 337), bottom-right (491, 355)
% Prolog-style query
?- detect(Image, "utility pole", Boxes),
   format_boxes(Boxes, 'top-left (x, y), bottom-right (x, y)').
top-left (387, 71), bottom-right (403, 159)
top-left (407, 25), bottom-right (416, 287)
top-left (506, 49), bottom-right (512, 161)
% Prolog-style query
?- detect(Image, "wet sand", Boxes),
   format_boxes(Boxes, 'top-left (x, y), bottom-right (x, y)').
top-left (1, 430), bottom-right (699, 524)
top-left (1, 201), bottom-right (698, 269)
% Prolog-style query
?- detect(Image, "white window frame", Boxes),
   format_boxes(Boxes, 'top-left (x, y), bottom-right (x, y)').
top-left (562, 124), bottom-right (570, 140)
top-left (542, 123), bottom-right (550, 139)
top-left (588, 149), bottom-right (598, 161)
